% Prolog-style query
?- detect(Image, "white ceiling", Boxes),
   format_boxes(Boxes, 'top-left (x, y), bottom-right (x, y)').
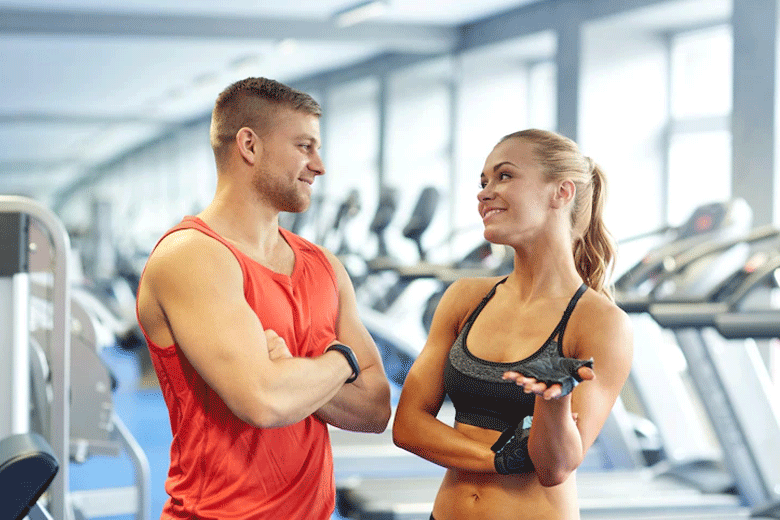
top-left (0, 0), bottom-right (542, 201)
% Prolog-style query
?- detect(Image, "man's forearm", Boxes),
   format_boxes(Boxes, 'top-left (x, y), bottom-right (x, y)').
top-left (315, 366), bottom-right (391, 433)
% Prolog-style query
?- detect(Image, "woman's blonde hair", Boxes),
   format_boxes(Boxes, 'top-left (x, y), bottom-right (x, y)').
top-left (500, 129), bottom-right (616, 299)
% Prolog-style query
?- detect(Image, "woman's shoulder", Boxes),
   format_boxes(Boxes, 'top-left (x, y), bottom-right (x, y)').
top-left (422, 276), bottom-right (507, 351)
top-left (570, 287), bottom-right (634, 355)
top-left (438, 276), bottom-right (506, 320)
top-left (580, 288), bottom-right (630, 326)
top-left (445, 275), bottom-right (505, 304)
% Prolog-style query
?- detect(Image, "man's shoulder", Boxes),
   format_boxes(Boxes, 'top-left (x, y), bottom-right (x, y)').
top-left (145, 228), bottom-right (239, 285)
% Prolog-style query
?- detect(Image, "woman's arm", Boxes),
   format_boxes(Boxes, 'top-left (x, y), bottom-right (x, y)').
top-left (504, 297), bottom-right (634, 486)
top-left (392, 279), bottom-right (499, 472)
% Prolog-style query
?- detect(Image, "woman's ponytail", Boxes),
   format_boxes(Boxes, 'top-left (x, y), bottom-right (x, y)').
top-left (573, 163), bottom-right (616, 300)
top-left (499, 130), bottom-right (617, 299)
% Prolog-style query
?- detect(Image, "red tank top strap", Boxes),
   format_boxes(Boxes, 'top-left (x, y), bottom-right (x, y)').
top-left (155, 216), bottom-right (241, 256)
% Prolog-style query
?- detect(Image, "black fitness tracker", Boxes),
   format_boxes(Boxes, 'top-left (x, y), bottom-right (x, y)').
top-left (326, 344), bottom-right (360, 383)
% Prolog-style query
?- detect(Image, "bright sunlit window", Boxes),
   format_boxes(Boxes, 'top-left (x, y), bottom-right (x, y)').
top-left (385, 58), bottom-right (453, 264)
top-left (670, 25), bottom-right (733, 119)
top-left (454, 47), bottom-right (555, 258)
top-left (323, 78), bottom-right (381, 255)
top-left (666, 24), bottom-right (733, 226)
top-left (667, 130), bottom-right (732, 225)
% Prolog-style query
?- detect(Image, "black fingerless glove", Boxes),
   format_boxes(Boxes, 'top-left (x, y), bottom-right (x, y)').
top-left (517, 356), bottom-right (594, 397)
top-left (492, 422), bottom-right (534, 475)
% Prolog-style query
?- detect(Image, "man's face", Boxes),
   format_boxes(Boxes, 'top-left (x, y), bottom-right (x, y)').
top-left (253, 107), bottom-right (324, 213)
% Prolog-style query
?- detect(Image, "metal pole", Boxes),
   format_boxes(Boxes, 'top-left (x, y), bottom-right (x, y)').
top-left (0, 196), bottom-right (71, 520)
top-left (0, 274), bottom-right (30, 437)
top-left (0, 210), bottom-right (30, 438)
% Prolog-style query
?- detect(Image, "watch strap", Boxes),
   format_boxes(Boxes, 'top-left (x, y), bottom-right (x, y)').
top-left (326, 343), bottom-right (360, 383)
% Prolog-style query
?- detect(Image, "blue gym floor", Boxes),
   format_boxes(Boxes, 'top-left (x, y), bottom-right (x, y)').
top-left (70, 346), bottom-right (350, 520)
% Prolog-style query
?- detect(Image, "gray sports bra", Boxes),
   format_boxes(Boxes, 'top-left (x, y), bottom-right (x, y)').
top-left (443, 279), bottom-right (588, 431)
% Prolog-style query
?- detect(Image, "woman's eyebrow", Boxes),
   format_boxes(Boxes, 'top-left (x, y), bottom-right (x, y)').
top-left (493, 161), bottom-right (518, 172)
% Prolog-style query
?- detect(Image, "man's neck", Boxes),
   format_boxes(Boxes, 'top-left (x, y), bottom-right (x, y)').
top-left (197, 196), bottom-right (294, 274)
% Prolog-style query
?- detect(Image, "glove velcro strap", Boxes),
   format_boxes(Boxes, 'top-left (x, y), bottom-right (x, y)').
top-left (492, 422), bottom-right (534, 475)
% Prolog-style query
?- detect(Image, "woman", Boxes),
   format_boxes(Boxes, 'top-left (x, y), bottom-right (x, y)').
top-left (392, 129), bottom-right (633, 520)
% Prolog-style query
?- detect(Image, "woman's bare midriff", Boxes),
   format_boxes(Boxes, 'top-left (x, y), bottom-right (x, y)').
top-left (431, 423), bottom-right (580, 520)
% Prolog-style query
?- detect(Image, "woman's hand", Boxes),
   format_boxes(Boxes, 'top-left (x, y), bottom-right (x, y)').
top-left (503, 365), bottom-right (594, 400)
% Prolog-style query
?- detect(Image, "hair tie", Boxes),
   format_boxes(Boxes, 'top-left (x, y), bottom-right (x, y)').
top-left (585, 156), bottom-right (596, 176)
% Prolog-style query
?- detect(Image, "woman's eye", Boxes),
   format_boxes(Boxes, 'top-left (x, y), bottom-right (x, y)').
top-left (499, 172), bottom-right (511, 180)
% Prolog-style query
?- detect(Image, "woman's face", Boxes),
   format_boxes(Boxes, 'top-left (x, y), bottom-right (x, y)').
top-left (477, 138), bottom-right (555, 245)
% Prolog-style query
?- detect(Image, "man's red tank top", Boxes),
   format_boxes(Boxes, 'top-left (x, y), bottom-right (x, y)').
top-left (137, 217), bottom-right (339, 519)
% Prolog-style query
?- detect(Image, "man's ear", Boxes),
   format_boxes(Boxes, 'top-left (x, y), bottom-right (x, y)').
top-left (552, 179), bottom-right (576, 209)
top-left (236, 127), bottom-right (260, 165)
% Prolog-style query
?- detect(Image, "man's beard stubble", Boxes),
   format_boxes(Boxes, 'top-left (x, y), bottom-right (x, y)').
top-left (252, 167), bottom-right (309, 214)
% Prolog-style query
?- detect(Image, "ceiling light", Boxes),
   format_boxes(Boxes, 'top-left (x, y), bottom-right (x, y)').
top-left (277, 38), bottom-right (298, 55)
top-left (333, 0), bottom-right (388, 28)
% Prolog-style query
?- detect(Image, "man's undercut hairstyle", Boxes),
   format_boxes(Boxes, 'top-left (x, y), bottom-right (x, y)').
top-left (210, 77), bottom-right (322, 165)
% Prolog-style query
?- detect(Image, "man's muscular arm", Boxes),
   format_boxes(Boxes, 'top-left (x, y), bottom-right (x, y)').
top-left (314, 248), bottom-right (392, 433)
top-left (140, 230), bottom-right (356, 429)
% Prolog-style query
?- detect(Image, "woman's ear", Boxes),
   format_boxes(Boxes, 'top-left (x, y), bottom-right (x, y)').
top-left (552, 179), bottom-right (576, 209)
top-left (236, 127), bottom-right (260, 165)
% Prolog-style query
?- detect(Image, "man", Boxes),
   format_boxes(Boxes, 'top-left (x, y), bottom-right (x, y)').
top-left (136, 77), bottom-right (392, 519)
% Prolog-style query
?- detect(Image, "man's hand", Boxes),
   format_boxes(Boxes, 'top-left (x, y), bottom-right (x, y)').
top-left (265, 330), bottom-right (292, 360)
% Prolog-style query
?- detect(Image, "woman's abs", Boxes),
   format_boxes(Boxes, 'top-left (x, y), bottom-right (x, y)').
top-left (432, 467), bottom-right (578, 520)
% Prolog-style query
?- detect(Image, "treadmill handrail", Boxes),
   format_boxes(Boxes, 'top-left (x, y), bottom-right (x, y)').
top-left (722, 254), bottom-right (780, 307)
top-left (668, 225), bottom-right (779, 272)
top-left (648, 302), bottom-right (730, 329)
top-left (615, 214), bottom-right (753, 292)
top-left (647, 240), bottom-right (780, 321)
top-left (714, 311), bottom-right (780, 339)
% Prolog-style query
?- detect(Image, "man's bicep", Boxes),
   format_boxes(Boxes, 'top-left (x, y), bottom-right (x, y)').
top-left (152, 238), bottom-right (269, 416)
top-left (324, 249), bottom-right (381, 361)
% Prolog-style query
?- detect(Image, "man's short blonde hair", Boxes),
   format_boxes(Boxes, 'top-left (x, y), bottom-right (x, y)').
top-left (210, 77), bottom-right (321, 166)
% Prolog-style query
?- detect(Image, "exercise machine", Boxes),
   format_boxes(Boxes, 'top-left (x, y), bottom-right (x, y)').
top-left (1, 431), bottom-right (59, 520)
top-left (616, 200), bottom-right (778, 494)
top-left (649, 242), bottom-right (780, 517)
top-left (0, 195), bottom-right (150, 520)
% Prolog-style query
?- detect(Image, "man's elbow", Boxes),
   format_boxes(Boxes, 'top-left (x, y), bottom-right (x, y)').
top-left (364, 397), bottom-right (392, 433)
top-left (234, 392), bottom-right (297, 429)
top-left (366, 411), bottom-right (391, 433)
top-left (364, 380), bottom-right (392, 433)
top-left (242, 404), bottom-right (288, 429)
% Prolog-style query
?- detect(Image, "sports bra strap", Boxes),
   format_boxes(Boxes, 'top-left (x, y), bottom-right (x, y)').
top-left (461, 279), bottom-right (587, 352)
top-left (553, 283), bottom-right (588, 350)
top-left (461, 277), bottom-right (508, 329)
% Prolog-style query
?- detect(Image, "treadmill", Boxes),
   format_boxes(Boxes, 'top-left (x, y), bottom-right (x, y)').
top-left (649, 240), bottom-right (780, 518)
top-left (616, 200), bottom-right (780, 495)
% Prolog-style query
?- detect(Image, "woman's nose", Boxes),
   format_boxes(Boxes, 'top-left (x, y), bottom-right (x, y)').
top-left (478, 184), bottom-right (493, 201)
